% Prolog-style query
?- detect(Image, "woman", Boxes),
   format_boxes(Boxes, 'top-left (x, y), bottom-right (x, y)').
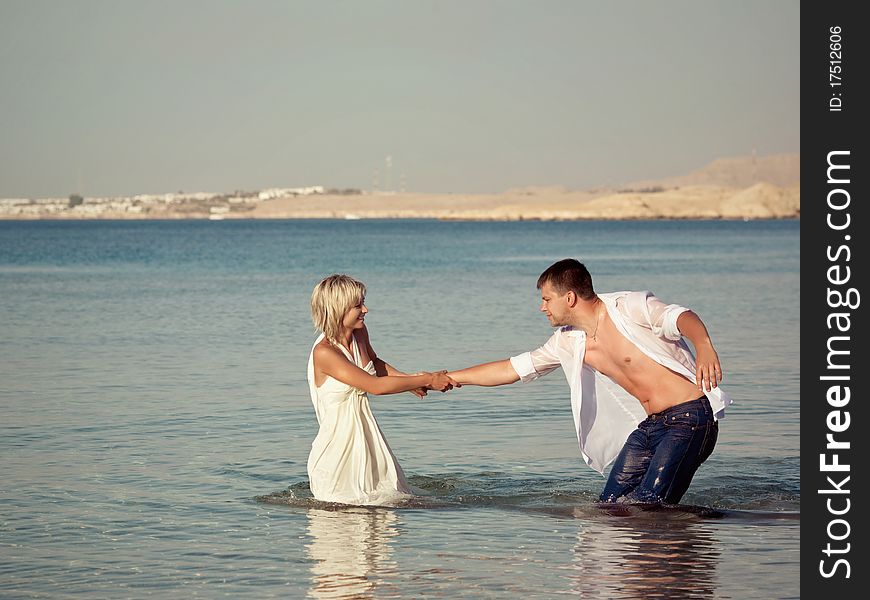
top-left (307, 274), bottom-right (455, 505)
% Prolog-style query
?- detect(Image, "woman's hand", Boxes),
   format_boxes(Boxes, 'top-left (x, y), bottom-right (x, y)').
top-left (427, 370), bottom-right (459, 392)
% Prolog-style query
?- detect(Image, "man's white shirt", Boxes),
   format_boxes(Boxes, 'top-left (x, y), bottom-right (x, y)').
top-left (509, 290), bottom-right (732, 474)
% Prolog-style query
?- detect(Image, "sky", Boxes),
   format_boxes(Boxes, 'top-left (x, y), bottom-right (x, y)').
top-left (0, 0), bottom-right (800, 198)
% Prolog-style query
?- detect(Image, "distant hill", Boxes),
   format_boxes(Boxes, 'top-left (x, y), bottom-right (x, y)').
top-left (621, 153), bottom-right (799, 190)
top-left (1, 152), bottom-right (800, 221)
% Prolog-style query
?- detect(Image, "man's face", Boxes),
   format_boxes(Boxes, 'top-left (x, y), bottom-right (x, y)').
top-left (539, 282), bottom-right (570, 326)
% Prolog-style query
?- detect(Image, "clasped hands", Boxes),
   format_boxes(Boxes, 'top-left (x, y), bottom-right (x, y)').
top-left (410, 370), bottom-right (460, 398)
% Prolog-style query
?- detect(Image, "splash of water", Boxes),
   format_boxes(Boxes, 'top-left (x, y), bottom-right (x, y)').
top-left (255, 472), bottom-right (799, 523)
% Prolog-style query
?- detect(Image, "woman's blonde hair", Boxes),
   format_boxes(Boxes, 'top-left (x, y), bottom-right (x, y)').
top-left (310, 274), bottom-right (367, 346)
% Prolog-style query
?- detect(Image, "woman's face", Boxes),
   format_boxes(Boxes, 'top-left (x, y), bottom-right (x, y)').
top-left (342, 297), bottom-right (368, 331)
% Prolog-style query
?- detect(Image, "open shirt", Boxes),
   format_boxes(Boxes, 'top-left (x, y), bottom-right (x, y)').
top-left (509, 290), bottom-right (732, 474)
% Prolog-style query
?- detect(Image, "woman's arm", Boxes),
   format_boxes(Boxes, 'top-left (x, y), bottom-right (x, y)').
top-left (376, 357), bottom-right (431, 398)
top-left (315, 343), bottom-right (454, 395)
top-left (359, 325), bottom-right (430, 397)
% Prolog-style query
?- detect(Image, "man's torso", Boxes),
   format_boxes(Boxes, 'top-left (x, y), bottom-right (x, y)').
top-left (583, 311), bottom-right (701, 414)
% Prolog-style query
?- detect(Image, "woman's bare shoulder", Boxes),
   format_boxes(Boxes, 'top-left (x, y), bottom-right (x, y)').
top-left (313, 339), bottom-right (342, 363)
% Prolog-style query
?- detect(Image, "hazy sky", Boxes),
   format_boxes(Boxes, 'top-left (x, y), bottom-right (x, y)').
top-left (0, 0), bottom-right (799, 198)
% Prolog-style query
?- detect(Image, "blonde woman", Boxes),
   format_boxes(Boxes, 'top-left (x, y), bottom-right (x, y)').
top-left (307, 274), bottom-right (456, 505)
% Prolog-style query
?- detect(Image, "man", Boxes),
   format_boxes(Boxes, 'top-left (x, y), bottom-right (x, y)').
top-left (447, 259), bottom-right (731, 504)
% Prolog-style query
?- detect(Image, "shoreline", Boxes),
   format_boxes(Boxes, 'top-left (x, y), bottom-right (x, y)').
top-left (0, 214), bottom-right (800, 222)
top-left (0, 183), bottom-right (800, 221)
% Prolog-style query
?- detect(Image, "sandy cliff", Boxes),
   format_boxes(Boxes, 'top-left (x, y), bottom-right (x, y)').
top-left (214, 153), bottom-right (802, 220)
top-left (1, 153), bottom-right (800, 220)
top-left (247, 183), bottom-right (799, 221)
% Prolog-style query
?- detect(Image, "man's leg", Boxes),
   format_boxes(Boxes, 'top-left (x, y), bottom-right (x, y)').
top-left (599, 424), bottom-right (653, 502)
top-left (662, 420), bottom-right (718, 503)
top-left (629, 398), bottom-right (717, 504)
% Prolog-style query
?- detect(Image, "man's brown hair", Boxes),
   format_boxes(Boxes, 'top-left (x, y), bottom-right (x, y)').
top-left (537, 258), bottom-right (595, 300)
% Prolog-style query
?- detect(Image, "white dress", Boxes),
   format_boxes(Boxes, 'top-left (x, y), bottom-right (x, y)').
top-left (306, 333), bottom-right (412, 505)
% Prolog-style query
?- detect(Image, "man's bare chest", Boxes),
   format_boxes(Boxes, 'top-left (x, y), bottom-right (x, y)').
top-left (583, 321), bottom-right (653, 379)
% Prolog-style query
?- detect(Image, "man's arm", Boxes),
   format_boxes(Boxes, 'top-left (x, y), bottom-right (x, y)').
top-left (448, 359), bottom-right (520, 387)
top-left (627, 292), bottom-right (723, 392)
top-left (677, 310), bottom-right (722, 393)
top-left (448, 329), bottom-right (564, 388)
top-left (450, 330), bottom-right (564, 387)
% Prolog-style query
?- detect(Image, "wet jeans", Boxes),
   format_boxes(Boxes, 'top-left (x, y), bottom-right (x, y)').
top-left (599, 396), bottom-right (718, 504)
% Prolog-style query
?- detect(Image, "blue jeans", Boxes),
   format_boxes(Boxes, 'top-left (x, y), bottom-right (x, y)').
top-left (599, 396), bottom-right (718, 504)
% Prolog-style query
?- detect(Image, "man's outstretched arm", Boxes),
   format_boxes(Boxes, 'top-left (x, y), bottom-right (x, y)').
top-left (676, 310), bottom-right (722, 392)
top-left (447, 359), bottom-right (520, 387)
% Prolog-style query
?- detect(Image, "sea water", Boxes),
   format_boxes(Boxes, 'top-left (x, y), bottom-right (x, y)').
top-left (0, 219), bottom-right (799, 598)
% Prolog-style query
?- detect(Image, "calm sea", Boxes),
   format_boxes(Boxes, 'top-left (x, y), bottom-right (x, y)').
top-left (0, 219), bottom-right (799, 598)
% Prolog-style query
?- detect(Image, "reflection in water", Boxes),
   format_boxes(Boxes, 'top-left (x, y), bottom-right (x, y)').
top-left (570, 517), bottom-right (721, 599)
top-left (305, 507), bottom-right (400, 599)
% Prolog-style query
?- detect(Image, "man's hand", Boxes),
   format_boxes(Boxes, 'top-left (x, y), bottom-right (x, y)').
top-left (694, 344), bottom-right (722, 392)
top-left (676, 311), bottom-right (723, 393)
